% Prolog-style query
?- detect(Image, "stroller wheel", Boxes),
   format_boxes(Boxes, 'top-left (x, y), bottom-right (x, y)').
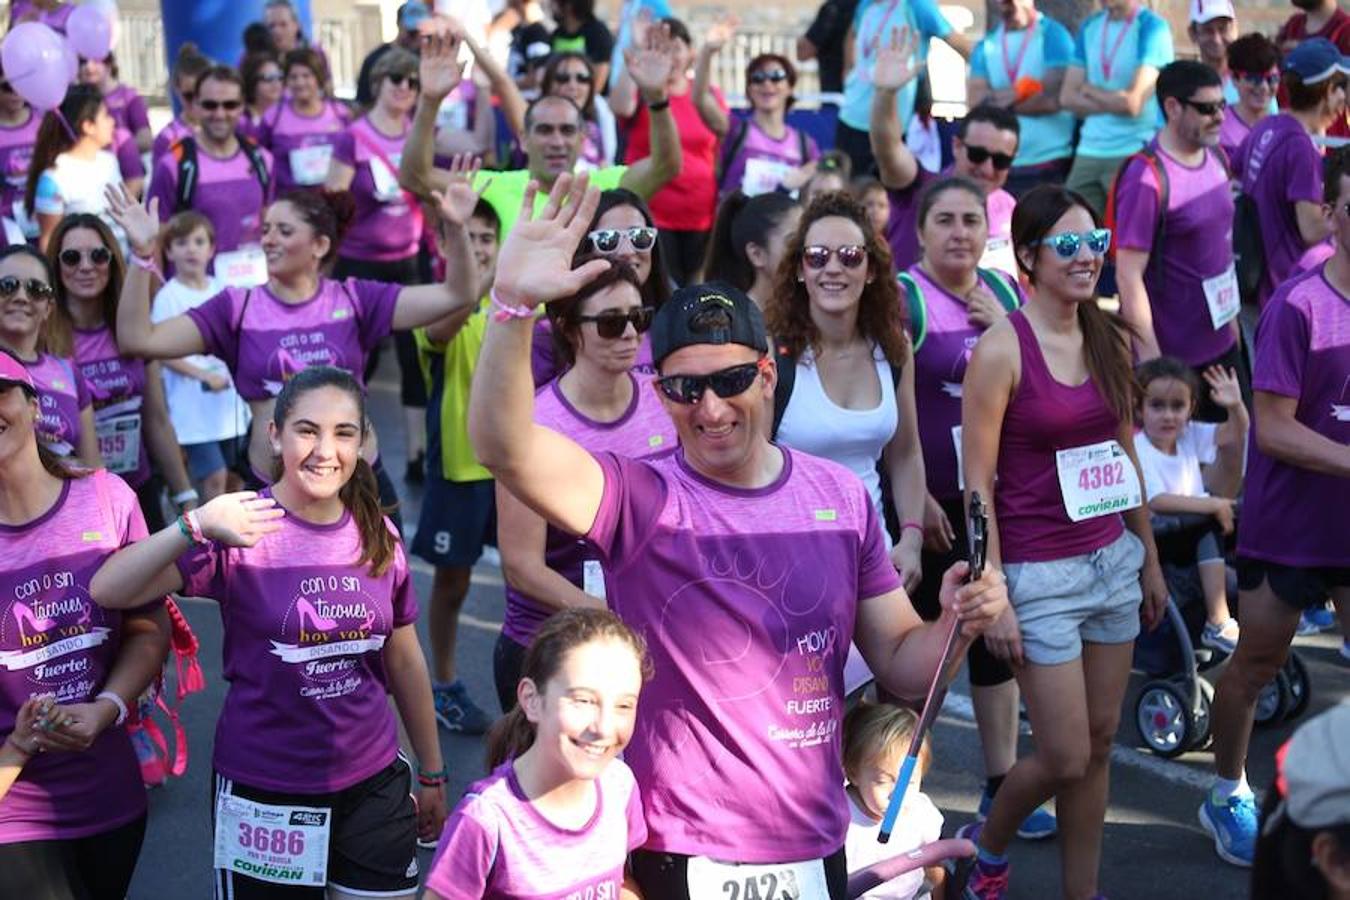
top-left (1136, 680), bottom-right (1194, 758)
top-left (1189, 679), bottom-right (1215, 751)
top-left (1282, 653), bottom-right (1311, 721)
top-left (1253, 670), bottom-right (1292, 727)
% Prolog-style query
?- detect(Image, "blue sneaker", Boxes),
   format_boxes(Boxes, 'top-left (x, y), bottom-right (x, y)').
top-left (977, 787), bottom-right (1057, 840)
top-left (1297, 605), bottom-right (1336, 635)
top-left (433, 681), bottom-right (493, 734)
top-left (1198, 791), bottom-right (1257, 867)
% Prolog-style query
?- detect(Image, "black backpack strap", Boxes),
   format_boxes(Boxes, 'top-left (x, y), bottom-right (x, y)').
top-left (239, 136), bottom-right (272, 196)
top-left (174, 137), bottom-right (199, 210)
top-left (770, 341), bottom-right (797, 441)
top-left (716, 117), bottom-right (751, 193)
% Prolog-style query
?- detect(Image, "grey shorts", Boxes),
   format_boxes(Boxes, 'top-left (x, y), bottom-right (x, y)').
top-left (1004, 529), bottom-right (1146, 666)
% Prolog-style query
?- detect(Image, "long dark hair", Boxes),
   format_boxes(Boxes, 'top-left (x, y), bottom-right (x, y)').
top-left (702, 191), bottom-right (801, 292)
top-left (766, 191), bottom-right (909, 368)
top-left (44, 214), bottom-right (127, 358)
top-left (242, 51), bottom-right (283, 107)
top-left (0, 347), bottom-right (88, 481)
top-left (485, 608), bottom-right (650, 770)
top-left (1012, 185), bottom-right (1137, 423)
top-left (574, 189), bottom-right (671, 310)
top-left (547, 263), bottom-right (643, 367)
top-left (271, 367), bottom-right (397, 577)
top-left (25, 84), bottom-right (105, 216)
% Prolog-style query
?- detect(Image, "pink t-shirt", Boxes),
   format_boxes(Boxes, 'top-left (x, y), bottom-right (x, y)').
top-left (426, 759), bottom-right (647, 899)
top-left (25, 351), bottom-right (91, 458)
top-left (585, 448), bottom-right (901, 862)
top-left (0, 109), bottom-right (39, 219)
top-left (147, 139), bottom-right (275, 255)
top-left (718, 118), bottom-right (820, 201)
top-left (73, 325), bottom-right (151, 488)
top-left (176, 505), bottom-right (418, 792)
top-left (104, 84), bottom-right (150, 140)
top-left (257, 99), bottom-right (352, 195)
top-left (0, 470), bottom-right (158, 843)
top-left (330, 117), bottom-right (421, 262)
top-left (151, 117), bottom-right (195, 167)
top-left (185, 277), bottom-right (400, 401)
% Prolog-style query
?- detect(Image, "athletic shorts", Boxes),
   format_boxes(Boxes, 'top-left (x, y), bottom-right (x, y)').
top-left (1237, 557), bottom-right (1350, 611)
top-left (411, 475), bottom-right (496, 568)
top-left (0, 815), bottom-right (146, 900)
top-left (630, 847), bottom-right (848, 900)
top-left (212, 757), bottom-right (418, 898)
top-left (185, 436), bottom-right (246, 482)
top-left (1004, 529), bottom-right (1145, 666)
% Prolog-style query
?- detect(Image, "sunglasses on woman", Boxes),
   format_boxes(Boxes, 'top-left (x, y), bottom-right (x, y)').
top-left (59, 247), bottom-right (112, 267)
top-left (387, 73), bottom-right (420, 90)
top-left (0, 276), bottom-right (54, 299)
top-left (749, 69), bottom-right (789, 85)
top-left (553, 72), bottom-right (593, 85)
top-left (1032, 228), bottom-right (1112, 259)
top-left (656, 360), bottom-right (766, 405)
top-left (576, 306), bottom-right (654, 339)
top-left (1235, 70), bottom-right (1280, 89)
top-left (584, 226), bottom-right (658, 254)
top-left (802, 244), bottom-right (867, 270)
top-left (963, 144), bottom-right (1015, 171)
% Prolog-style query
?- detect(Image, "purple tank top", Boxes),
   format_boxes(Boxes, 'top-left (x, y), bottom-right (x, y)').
top-left (995, 310), bottom-right (1124, 563)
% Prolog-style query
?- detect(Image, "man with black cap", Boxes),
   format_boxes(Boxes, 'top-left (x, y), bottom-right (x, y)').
top-left (465, 173), bottom-right (1010, 900)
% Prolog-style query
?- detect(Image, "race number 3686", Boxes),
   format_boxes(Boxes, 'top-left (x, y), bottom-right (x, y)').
top-left (237, 824), bottom-right (306, 857)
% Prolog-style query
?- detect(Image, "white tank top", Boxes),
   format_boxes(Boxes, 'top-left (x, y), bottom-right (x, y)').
top-left (775, 344), bottom-right (899, 519)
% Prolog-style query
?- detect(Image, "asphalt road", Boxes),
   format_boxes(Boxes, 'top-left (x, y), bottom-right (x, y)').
top-left (126, 345), bottom-right (1349, 899)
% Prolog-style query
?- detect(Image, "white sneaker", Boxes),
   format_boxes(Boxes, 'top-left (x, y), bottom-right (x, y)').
top-left (1202, 618), bottom-right (1240, 655)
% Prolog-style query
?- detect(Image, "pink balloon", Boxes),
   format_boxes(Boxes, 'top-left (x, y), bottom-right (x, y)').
top-left (1, 23), bottom-right (69, 110)
top-left (67, 4), bottom-right (113, 62)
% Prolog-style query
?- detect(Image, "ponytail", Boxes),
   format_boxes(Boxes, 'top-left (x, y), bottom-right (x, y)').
top-left (703, 191), bottom-right (755, 290)
top-left (485, 706), bottom-right (537, 770)
top-left (340, 456), bottom-right (396, 577)
top-left (25, 84), bottom-right (104, 216)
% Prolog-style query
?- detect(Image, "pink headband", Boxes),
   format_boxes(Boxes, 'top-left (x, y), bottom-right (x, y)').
top-left (0, 353), bottom-right (35, 393)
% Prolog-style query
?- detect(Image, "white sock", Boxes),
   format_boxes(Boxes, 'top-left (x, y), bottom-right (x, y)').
top-left (1211, 774), bottom-right (1252, 802)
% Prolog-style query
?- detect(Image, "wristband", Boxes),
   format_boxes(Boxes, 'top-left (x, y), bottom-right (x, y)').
top-left (901, 521), bottom-right (924, 535)
top-left (489, 289), bottom-right (535, 323)
top-left (172, 488), bottom-right (199, 507)
top-left (645, 97), bottom-right (670, 112)
top-left (176, 515), bottom-right (195, 544)
top-left (130, 253), bottom-right (163, 280)
top-left (95, 691), bottom-right (128, 727)
top-left (418, 765), bottom-right (448, 780)
top-left (185, 509), bottom-right (206, 545)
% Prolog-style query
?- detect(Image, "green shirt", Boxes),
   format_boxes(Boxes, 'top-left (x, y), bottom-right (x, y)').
top-left (416, 298), bottom-right (493, 483)
top-left (472, 166), bottom-right (627, 237)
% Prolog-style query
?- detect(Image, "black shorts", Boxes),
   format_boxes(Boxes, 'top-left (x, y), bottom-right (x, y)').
top-left (212, 758), bottom-right (418, 898)
top-left (1237, 557), bottom-right (1350, 611)
top-left (493, 632), bottom-right (529, 714)
top-left (0, 815), bottom-right (146, 900)
top-left (412, 475), bottom-right (496, 568)
top-left (630, 847), bottom-right (849, 900)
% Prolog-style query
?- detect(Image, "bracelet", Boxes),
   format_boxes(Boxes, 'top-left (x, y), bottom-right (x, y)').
top-left (171, 488), bottom-right (199, 507)
top-left (418, 774), bottom-right (448, 787)
top-left (489, 289), bottom-right (534, 323)
top-left (186, 509), bottom-right (205, 544)
top-left (176, 515), bottom-right (195, 544)
top-left (130, 253), bottom-right (163, 280)
top-left (645, 97), bottom-right (670, 112)
top-left (418, 765), bottom-right (449, 780)
top-left (901, 521), bottom-right (924, 535)
top-left (95, 691), bottom-right (128, 727)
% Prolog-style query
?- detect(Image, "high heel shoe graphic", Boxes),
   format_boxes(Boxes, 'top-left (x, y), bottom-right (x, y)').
top-left (11, 602), bottom-right (56, 640)
top-left (295, 598), bottom-right (338, 631)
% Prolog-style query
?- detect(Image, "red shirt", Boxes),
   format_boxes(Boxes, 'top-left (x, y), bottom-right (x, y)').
top-left (1277, 8), bottom-right (1350, 53)
top-left (623, 87), bottom-right (725, 232)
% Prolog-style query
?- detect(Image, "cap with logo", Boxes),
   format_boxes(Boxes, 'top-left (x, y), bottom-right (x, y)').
top-left (399, 0), bottom-right (430, 31)
top-left (649, 282), bottom-right (768, 368)
top-left (1283, 37), bottom-right (1350, 84)
top-left (1188, 0), bottom-right (1235, 25)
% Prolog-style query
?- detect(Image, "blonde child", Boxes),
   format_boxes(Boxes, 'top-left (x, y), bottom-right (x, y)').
top-left (844, 701), bottom-right (946, 899)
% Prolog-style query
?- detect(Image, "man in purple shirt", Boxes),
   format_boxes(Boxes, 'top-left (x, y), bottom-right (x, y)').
top-left (1199, 147), bottom-right (1350, 869)
top-left (1115, 60), bottom-right (1248, 421)
top-left (466, 176), bottom-right (1010, 900)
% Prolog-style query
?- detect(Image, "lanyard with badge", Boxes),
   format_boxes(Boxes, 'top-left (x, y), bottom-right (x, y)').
top-left (1098, 9), bottom-right (1138, 82)
top-left (214, 794), bottom-right (332, 887)
top-left (1000, 14), bottom-right (1038, 85)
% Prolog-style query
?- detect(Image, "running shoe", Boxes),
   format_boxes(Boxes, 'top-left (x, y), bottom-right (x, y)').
top-left (1296, 605), bottom-right (1336, 635)
top-left (1198, 791), bottom-right (1257, 867)
top-left (1339, 640), bottom-right (1349, 663)
top-left (1201, 618), bottom-right (1241, 655)
top-left (434, 681), bottom-right (493, 734)
top-left (976, 787), bottom-right (1058, 840)
top-left (949, 823), bottom-right (1011, 900)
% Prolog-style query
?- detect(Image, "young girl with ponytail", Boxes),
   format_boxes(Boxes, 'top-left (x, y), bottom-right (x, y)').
top-left (88, 366), bottom-right (447, 899)
top-left (425, 607), bottom-right (649, 900)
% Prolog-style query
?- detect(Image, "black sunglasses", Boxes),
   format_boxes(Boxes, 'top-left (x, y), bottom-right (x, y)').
top-left (576, 306), bottom-right (654, 339)
top-left (1235, 70), bottom-right (1280, 88)
top-left (802, 244), bottom-right (867, 269)
top-left (1179, 96), bottom-right (1225, 117)
top-left (0, 276), bottom-right (54, 299)
top-left (584, 227), bottom-right (658, 254)
top-left (749, 69), bottom-right (789, 85)
top-left (59, 247), bottom-right (112, 267)
top-left (387, 73), bottom-right (421, 90)
top-left (963, 144), bottom-right (1014, 170)
top-left (656, 361), bottom-right (764, 405)
top-left (199, 99), bottom-right (244, 112)
top-left (553, 72), bottom-right (592, 85)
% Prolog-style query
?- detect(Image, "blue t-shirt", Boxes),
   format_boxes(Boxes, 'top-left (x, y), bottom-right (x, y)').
top-left (611, 0), bottom-right (673, 75)
top-left (839, 0), bottom-right (953, 132)
top-left (970, 16), bottom-right (1077, 166)
top-left (1070, 8), bottom-right (1173, 158)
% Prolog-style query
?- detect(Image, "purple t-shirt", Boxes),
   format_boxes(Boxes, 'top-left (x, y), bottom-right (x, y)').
top-left (185, 277), bottom-right (400, 401)
top-left (718, 119), bottom-right (820, 202)
top-left (0, 109), bottom-right (39, 220)
top-left (885, 169), bottom-right (936, 274)
top-left (176, 507), bottom-right (418, 792)
top-left (104, 84), bottom-right (150, 141)
top-left (256, 99), bottom-right (352, 195)
top-left (148, 140), bottom-right (275, 255)
top-left (1219, 106), bottom-right (1253, 167)
top-left (585, 448), bottom-right (900, 861)
top-left (994, 311), bottom-right (1126, 563)
top-left (73, 325), bottom-right (151, 488)
top-left (330, 118), bottom-right (421, 262)
top-left (25, 351), bottom-right (91, 458)
top-left (502, 374), bottom-right (676, 647)
top-left (151, 117), bottom-right (194, 167)
top-left (1114, 142), bottom-right (1237, 365)
top-left (1234, 114), bottom-right (1324, 308)
top-left (906, 266), bottom-right (1022, 502)
top-left (0, 471), bottom-right (156, 843)
top-left (1237, 265), bottom-right (1350, 567)
top-left (113, 126), bottom-right (145, 183)
top-left (426, 759), bottom-right (647, 899)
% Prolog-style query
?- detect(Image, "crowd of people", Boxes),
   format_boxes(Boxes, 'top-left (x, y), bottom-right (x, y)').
top-left (0, 0), bottom-right (1347, 898)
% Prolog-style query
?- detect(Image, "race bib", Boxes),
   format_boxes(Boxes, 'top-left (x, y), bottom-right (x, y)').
top-left (1055, 439), bottom-right (1141, 522)
top-left (435, 97), bottom-right (469, 134)
top-left (980, 236), bottom-right (1017, 277)
top-left (741, 157), bottom-right (793, 197)
top-left (582, 560), bottom-right (606, 601)
top-left (214, 795), bottom-right (331, 887)
top-left (95, 413), bottom-right (141, 474)
top-left (215, 246), bottom-right (269, 288)
top-left (686, 857), bottom-right (829, 900)
top-left (952, 424), bottom-right (965, 491)
top-left (289, 144), bottom-right (333, 186)
top-left (1202, 264), bottom-right (1240, 330)
top-left (370, 153), bottom-right (403, 202)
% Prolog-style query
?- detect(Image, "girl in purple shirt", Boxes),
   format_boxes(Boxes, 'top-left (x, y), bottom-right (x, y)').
top-left (89, 366), bottom-right (448, 898)
top-left (78, 54), bottom-right (153, 157)
top-left (0, 245), bottom-right (100, 467)
top-left (258, 48), bottom-right (352, 196)
top-left (0, 76), bottom-right (39, 240)
top-left (956, 185), bottom-right (1166, 900)
top-left (426, 608), bottom-right (649, 900)
top-left (0, 347), bottom-right (169, 900)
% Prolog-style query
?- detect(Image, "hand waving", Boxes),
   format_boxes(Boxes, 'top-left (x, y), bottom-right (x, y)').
top-left (432, 154), bottom-right (488, 229)
top-left (625, 23), bottom-right (675, 100)
top-left (872, 26), bottom-right (922, 92)
top-left (418, 29), bottom-right (465, 102)
top-left (704, 15), bottom-right (739, 53)
top-left (104, 183), bottom-right (161, 258)
top-left (492, 174), bottom-right (611, 309)
top-left (1203, 365), bottom-right (1243, 412)
top-left (193, 491), bottom-right (286, 548)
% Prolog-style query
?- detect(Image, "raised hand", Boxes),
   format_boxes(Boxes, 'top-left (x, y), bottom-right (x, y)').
top-left (625, 23), bottom-right (675, 100)
top-left (418, 29), bottom-right (465, 102)
top-left (193, 491), bottom-right (286, 547)
top-left (1203, 365), bottom-right (1243, 411)
top-left (872, 26), bottom-right (922, 92)
top-left (492, 173), bottom-right (611, 309)
top-left (432, 154), bottom-right (487, 228)
top-left (704, 15), bottom-right (739, 53)
top-left (104, 183), bottom-right (161, 258)
top-left (966, 283), bottom-right (1009, 329)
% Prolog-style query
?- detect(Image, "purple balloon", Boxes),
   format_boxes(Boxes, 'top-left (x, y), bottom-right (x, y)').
top-left (61, 39), bottom-right (78, 85)
top-left (67, 4), bottom-right (113, 63)
top-left (1, 23), bottom-right (69, 110)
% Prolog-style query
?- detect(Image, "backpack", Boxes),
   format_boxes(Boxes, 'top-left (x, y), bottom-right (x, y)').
top-left (716, 117), bottom-right (811, 195)
top-left (171, 135), bottom-right (272, 210)
top-left (770, 343), bottom-right (904, 440)
top-left (1232, 192), bottom-right (1266, 308)
top-left (896, 268), bottom-right (1021, 352)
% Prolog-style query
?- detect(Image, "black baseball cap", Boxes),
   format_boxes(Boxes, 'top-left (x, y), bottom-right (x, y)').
top-left (649, 282), bottom-right (768, 368)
